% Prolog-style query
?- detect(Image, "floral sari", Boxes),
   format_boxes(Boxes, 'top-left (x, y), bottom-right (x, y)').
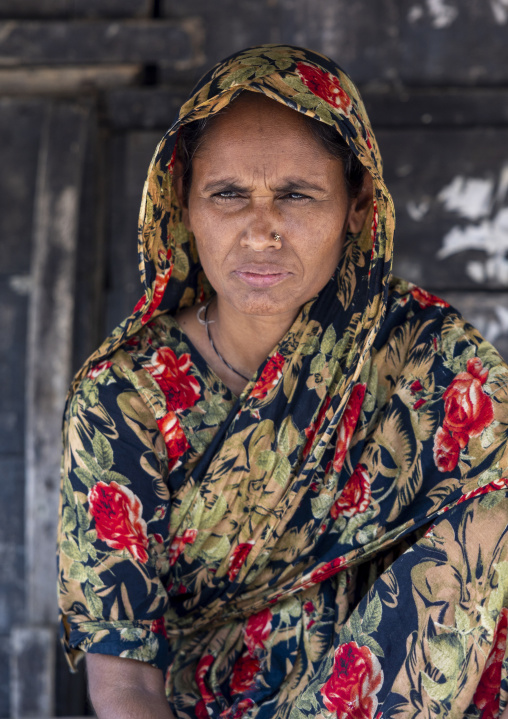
top-left (58, 45), bottom-right (508, 718)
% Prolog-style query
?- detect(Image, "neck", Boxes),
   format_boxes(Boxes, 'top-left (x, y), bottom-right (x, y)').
top-left (210, 296), bottom-right (298, 378)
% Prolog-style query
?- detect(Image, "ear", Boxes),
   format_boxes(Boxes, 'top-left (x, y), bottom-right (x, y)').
top-left (173, 157), bottom-right (192, 231)
top-left (347, 172), bottom-right (374, 234)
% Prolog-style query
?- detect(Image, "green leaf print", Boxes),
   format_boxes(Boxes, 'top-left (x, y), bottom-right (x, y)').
top-left (310, 495), bottom-right (334, 519)
top-left (73, 467), bottom-right (95, 489)
top-left (84, 582), bottom-right (103, 619)
top-left (321, 325), bottom-right (337, 355)
top-left (92, 430), bottom-right (114, 471)
top-left (310, 353), bottom-right (326, 375)
top-left (101, 470), bottom-right (131, 485)
top-left (61, 539), bottom-right (83, 561)
top-left (62, 506), bottom-right (77, 533)
top-left (273, 456), bottom-right (292, 487)
top-left (362, 592), bottom-right (382, 634)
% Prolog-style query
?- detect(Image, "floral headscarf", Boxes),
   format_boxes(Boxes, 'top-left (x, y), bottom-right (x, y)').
top-left (59, 45), bottom-right (508, 718)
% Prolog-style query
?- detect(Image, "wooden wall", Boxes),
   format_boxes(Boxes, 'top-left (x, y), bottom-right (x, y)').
top-left (0, 1), bottom-right (507, 716)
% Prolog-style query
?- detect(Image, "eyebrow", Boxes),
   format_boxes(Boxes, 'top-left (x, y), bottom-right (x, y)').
top-left (202, 177), bottom-right (327, 194)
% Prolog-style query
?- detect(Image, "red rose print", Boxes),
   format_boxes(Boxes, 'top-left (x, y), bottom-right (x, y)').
top-left (433, 427), bottom-right (460, 473)
top-left (331, 464), bottom-right (371, 519)
top-left (442, 358), bottom-right (494, 439)
top-left (88, 481), bottom-right (149, 563)
top-left (220, 698), bottom-right (254, 719)
top-left (230, 652), bottom-right (261, 696)
top-left (320, 641), bottom-right (384, 718)
top-left (310, 556), bottom-right (346, 585)
top-left (195, 700), bottom-right (209, 719)
top-left (303, 396), bottom-right (331, 458)
top-left (296, 62), bottom-right (352, 114)
top-left (410, 380), bottom-right (423, 394)
top-left (87, 360), bottom-right (112, 379)
top-left (410, 286), bottom-right (450, 309)
top-left (249, 353), bottom-right (285, 400)
top-left (150, 617), bottom-right (168, 638)
top-left (195, 654), bottom-right (215, 703)
top-left (140, 249), bottom-right (173, 325)
top-left (244, 608), bottom-right (273, 656)
top-left (413, 398), bottom-right (426, 410)
top-left (146, 346), bottom-right (200, 412)
top-left (168, 528), bottom-right (198, 566)
top-left (333, 384), bottom-right (366, 475)
top-left (304, 601), bottom-right (315, 614)
top-left (157, 412), bottom-right (190, 471)
top-left (228, 541), bottom-right (255, 581)
top-left (473, 607), bottom-right (508, 718)
top-left (456, 477), bottom-right (508, 507)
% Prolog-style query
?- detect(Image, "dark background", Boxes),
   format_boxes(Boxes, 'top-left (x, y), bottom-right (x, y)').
top-left (1, 1), bottom-right (507, 716)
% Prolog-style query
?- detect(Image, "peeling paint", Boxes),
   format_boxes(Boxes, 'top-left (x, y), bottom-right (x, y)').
top-left (425, 0), bottom-right (458, 28)
top-left (438, 176), bottom-right (494, 221)
top-left (436, 168), bottom-right (508, 286)
top-left (407, 199), bottom-right (431, 221)
top-left (408, 5), bottom-right (424, 22)
top-left (8, 274), bottom-right (31, 295)
top-left (490, 0), bottom-right (508, 24)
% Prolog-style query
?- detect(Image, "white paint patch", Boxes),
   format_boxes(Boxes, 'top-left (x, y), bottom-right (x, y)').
top-left (437, 175), bottom-right (494, 221)
top-left (438, 208), bottom-right (508, 284)
top-left (425, 0), bottom-right (459, 28)
top-left (9, 274), bottom-right (31, 295)
top-left (490, 0), bottom-right (508, 24)
top-left (407, 199), bottom-right (431, 221)
top-left (436, 167), bottom-right (508, 286)
top-left (408, 4), bottom-right (424, 22)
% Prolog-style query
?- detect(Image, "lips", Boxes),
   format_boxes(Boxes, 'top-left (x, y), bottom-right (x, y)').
top-left (233, 264), bottom-right (292, 287)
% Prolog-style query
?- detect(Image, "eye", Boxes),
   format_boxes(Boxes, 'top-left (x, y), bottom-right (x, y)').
top-left (282, 192), bottom-right (311, 201)
top-left (213, 190), bottom-right (242, 200)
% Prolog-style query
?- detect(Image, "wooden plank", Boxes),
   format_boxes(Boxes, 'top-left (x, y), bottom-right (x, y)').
top-left (71, 115), bottom-right (108, 372)
top-left (105, 87), bottom-right (186, 129)
top-left (362, 88), bottom-right (508, 128)
top-left (0, 0), bottom-right (152, 18)
top-left (441, 291), bottom-right (508, 362)
top-left (0, 459), bottom-right (25, 626)
top-left (25, 100), bottom-right (91, 621)
top-left (161, 0), bottom-right (508, 85)
top-left (0, 99), bottom-right (45, 274)
top-left (378, 128), bottom-right (508, 291)
top-left (0, 280), bottom-right (29, 454)
top-left (107, 131), bottom-right (160, 331)
top-left (103, 86), bottom-right (508, 131)
top-left (0, 19), bottom-right (202, 67)
top-left (0, 65), bottom-right (141, 94)
top-left (11, 627), bottom-right (55, 718)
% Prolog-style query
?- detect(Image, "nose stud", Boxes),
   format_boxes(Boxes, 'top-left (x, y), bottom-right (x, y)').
top-left (273, 232), bottom-right (282, 242)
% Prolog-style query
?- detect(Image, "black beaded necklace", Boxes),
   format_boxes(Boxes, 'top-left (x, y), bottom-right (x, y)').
top-left (197, 300), bottom-right (251, 382)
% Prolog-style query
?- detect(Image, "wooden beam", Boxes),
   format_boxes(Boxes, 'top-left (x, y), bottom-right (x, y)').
top-left (0, 19), bottom-right (203, 68)
top-left (0, 65), bottom-right (141, 94)
top-left (22, 100), bottom-right (93, 717)
top-left (0, 0), bottom-right (152, 17)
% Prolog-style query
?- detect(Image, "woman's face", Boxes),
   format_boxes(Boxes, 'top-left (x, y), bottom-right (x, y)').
top-left (179, 92), bottom-right (371, 321)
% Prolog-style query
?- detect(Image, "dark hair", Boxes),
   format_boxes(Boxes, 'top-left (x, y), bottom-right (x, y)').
top-left (176, 99), bottom-right (365, 203)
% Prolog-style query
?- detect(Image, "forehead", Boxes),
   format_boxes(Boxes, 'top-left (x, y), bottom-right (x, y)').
top-left (193, 93), bottom-right (339, 174)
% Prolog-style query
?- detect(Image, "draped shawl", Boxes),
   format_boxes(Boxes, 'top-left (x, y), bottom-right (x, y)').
top-left (58, 45), bottom-right (508, 718)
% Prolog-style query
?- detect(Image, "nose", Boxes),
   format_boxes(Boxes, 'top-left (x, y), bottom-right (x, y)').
top-left (239, 201), bottom-right (282, 251)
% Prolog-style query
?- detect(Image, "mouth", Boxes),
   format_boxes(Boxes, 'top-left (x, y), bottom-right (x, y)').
top-left (233, 265), bottom-right (292, 288)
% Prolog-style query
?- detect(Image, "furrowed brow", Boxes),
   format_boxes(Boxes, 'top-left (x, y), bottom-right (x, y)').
top-left (202, 178), bottom-right (250, 193)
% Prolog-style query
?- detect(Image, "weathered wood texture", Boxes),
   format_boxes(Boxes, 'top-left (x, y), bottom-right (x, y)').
top-left (25, 101), bottom-right (91, 625)
top-left (0, 0), bottom-right (152, 18)
top-left (0, 19), bottom-right (203, 68)
top-left (0, 65), bottom-right (141, 95)
top-left (10, 627), bottom-right (55, 718)
top-left (161, 0), bottom-right (508, 85)
top-left (379, 128), bottom-right (508, 291)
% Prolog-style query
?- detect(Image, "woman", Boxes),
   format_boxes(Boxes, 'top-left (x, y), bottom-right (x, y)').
top-left (58, 45), bottom-right (508, 718)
